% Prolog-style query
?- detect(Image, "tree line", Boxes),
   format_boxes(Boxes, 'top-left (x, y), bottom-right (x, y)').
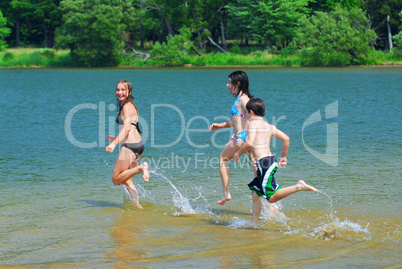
top-left (0, 0), bottom-right (401, 66)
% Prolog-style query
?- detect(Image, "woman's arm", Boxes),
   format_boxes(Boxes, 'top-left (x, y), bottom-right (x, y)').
top-left (106, 104), bottom-right (136, 152)
top-left (210, 119), bottom-right (233, 130)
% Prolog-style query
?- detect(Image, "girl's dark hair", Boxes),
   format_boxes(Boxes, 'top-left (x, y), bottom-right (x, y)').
top-left (116, 80), bottom-right (137, 113)
top-left (246, 98), bottom-right (265, 116)
top-left (228, 71), bottom-right (253, 98)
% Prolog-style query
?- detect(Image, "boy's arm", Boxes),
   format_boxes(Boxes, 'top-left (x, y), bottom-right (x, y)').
top-left (271, 125), bottom-right (290, 167)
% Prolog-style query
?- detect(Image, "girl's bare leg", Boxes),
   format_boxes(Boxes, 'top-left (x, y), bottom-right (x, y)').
top-left (112, 149), bottom-right (149, 185)
top-left (217, 140), bottom-right (243, 205)
top-left (112, 148), bottom-right (149, 208)
top-left (123, 179), bottom-right (142, 209)
top-left (114, 163), bottom-right (149, 185)
top-left (268, 180), bottom-right (318, 203)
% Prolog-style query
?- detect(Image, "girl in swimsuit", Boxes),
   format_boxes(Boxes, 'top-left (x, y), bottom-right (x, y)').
top-left (210, 71), bottom-right (253, 205)
top-left (106, 80), bottom-right (149, 208)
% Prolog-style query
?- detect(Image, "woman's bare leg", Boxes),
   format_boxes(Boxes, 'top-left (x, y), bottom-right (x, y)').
top-left (123, 179), bottom-right (142, 209)
top-left (217, 139), bottom-right (243, 205)
top-left (112, 149), bottom-right (149, 185)
top-left (112, 148), bottom-right (149, 208)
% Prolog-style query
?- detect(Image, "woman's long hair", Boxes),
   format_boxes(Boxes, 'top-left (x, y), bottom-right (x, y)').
top-left (116, 80), bottom-right (138, 113)
top-left (228, 71), bottom-right (253, 98)
top-left (116, 80), bottom-right (141, 134)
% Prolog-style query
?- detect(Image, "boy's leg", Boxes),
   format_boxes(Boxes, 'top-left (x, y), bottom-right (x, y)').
top-left (268, 180), bottom-right (318, 203)
top-left (252, 191), bottom-right (262, 226)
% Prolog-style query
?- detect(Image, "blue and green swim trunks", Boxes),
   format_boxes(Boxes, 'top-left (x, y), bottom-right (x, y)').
top-left (248, 156), bottom-right (282, 200)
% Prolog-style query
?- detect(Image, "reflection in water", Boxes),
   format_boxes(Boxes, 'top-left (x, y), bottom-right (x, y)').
top-left (1, 67), bottom-right (401, 268)
top-left (104, 172), bottom-right (401, 268)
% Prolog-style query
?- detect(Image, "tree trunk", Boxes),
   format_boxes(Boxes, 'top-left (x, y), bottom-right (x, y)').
top-left (140, 21), bottom-right (144, 48)
top-left (15, 16), bottom-right (20, 47)
top-left (207, 35), bottom-right (226, 53)
top-left (387, 15), bottom-right (393, 51)
top-left (139, 0), bottom-right (144, 49)
top-left (220, 20), bottom-right (226, 51)
top-left (163, 15), bottom-right (173, 36)
top-left (191, 45), bottom-right (202, 56)
top-left (43, 23), bottom-right (48, 48)
top-left (197, 30), bottom-right (204, 49)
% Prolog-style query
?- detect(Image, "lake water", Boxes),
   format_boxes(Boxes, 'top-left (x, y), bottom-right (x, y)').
top-left (0, 67), bottom-right (401, 268)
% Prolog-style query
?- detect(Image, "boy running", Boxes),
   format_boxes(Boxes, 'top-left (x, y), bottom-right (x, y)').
top-left (234, 98), bottom-right (318, 226)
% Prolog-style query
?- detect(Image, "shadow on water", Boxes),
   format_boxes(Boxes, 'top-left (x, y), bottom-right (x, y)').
top-left (78, 199), bottom-right (121, 208)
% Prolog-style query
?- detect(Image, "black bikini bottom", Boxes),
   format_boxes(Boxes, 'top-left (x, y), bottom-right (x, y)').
top-left (122, 140), bottom-right (144, 158)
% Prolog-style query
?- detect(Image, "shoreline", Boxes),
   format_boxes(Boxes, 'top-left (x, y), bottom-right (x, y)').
top-left (1, 62), bottom-right (401, 69)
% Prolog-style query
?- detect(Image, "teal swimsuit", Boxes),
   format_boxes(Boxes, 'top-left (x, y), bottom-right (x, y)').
top-left (231, 93), bottom-right (247, 118)
top-left (230, 93), bottom-right (248, 146)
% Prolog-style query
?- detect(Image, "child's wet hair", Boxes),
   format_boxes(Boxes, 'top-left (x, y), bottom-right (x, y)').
top-left (246, 98), bottom-right (265, 116)
top-left (228, 71), bottom-right (253, 98)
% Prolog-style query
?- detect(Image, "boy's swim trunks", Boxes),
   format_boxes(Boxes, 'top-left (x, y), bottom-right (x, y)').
top-left (248, 156), bottom-right (282, 200)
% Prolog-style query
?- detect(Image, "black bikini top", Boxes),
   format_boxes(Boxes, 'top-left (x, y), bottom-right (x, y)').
top-left (116, 102), bottom-right (142, 134)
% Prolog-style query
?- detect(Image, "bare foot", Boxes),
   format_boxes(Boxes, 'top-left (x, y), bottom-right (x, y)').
top-left (123, 185), bottom-right (143, 209)
top-left (142, 162), bottom-right (149, 182)
top-left (269, 202), bottom-right (279, 214)
top-left (217, 193), bottom-right (231, 205)
top-left (297, 180), bottom-right (318, 192)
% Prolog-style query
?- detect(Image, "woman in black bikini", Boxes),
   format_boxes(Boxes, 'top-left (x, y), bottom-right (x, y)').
top-left (106, 80), bottom-right (149, 208)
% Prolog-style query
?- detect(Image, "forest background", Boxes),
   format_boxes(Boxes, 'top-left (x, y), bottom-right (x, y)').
top-left (0, 0), bottom-right (401, 67)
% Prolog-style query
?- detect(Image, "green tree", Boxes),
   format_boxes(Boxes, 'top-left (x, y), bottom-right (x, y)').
top-left (296, 6), bottom-right (377, 66)
top-left (9, 0), bottom-right (32, 47)
top-left (308, 0), bottom-right (364, 13)
top-left (150, 27), bottom-right (193, 65)
top-left (0, 10), bottom-right (11, 51)
top-left (227, 0), bottom-right (309, 49)
top-left (0, 0), bottom-right (62, 48)
top-left (392, 11), bottom-right (402, 56)
top-left (226, 0), bottom-right (252, 46)
top-left (365, 0), bottom-right (401, 51)
top-left (56, 0), bottom-right (126, 67)
top-left (32, 0), bottom-right (62, 47)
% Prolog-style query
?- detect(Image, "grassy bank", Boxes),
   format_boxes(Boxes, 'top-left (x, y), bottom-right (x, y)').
top-left (0, 48), bottom-right (74, 67)
top-left (1, 48), bottom-right (401, 67)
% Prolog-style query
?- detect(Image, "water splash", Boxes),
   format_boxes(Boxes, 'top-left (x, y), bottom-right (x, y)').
top-left (227, 217), bottom-right (255, 229)
top-left (121, 185), bottom-right (143, 209)
top-left (304, 190), bottom-right (371, 240)
top-left (318, 189), bottom-right (336, 221)
top-left (310, 218), bottom-right (370, 240)
top-left (150, 168), bottom-right (195, 215)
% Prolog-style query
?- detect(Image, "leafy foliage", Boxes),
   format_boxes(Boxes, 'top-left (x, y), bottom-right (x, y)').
top-left (0, 0), bottom-right (400, 66)
top-left (227, 0), bottom-right (309, 48)
top-left (150, 27), bottom-right (193, 66)
top-left (55, 0), bottom-right (127, 67)
top-left (0, 10), bottom-right (11, 51)
top-left (295, 6), bottom-right (377, 66)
